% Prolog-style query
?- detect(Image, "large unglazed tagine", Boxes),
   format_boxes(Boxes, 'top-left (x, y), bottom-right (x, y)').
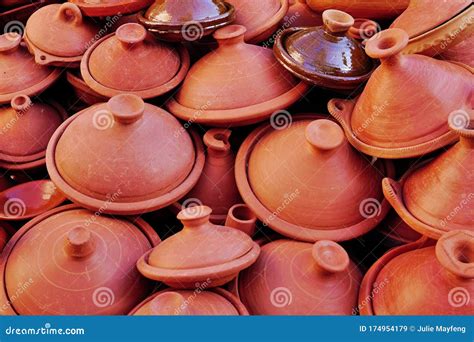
top-left (46, 94), bottom-right (204, 215)
top-left (238, 239), bottom-right (362, 315)
top-left (306, 0), bottom-right (409, 20)
top-left (235, 115), bottom-right (394, 242)
top-left (137, 205), bottom-right (260, 288)
top-left (68, 0), bottom-right (153, 16)
top-left (0, 204), bottom-right (160, 315)
top-left (382, 118), bottom-right (474, 239)
top-left (328, 28), bottom-right (473, 159)
top-left (359, 231), bottom-right (473, 315)
top-left (81, 23), bottom-right (190, 99)
top-left (130, 288), bottom-right (248, 315)
top-left (274, 9), bottom-right (376, 91)
top-left (167, 25), bottom-right (308, 127)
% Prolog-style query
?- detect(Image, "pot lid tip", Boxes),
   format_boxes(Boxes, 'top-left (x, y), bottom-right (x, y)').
top-left (116, 23), bottom-right (147, 45)
top-left (365, 28), bottom-right (409, 59)
top-left (107, 94), bottom-right (145, 124)
top-left (436, 230), bottom-right (474, 278)
top-left (213, 24), bottom-right (247, 41)
top-left (312, 240), bottom-right (350, 273)
top-left (177, 205), bottom-right (213, 223)
top-left (322, 9), bottom-right (354, 33)
top-left (305, 119), bottom-right (345, 151)
top-left (0, 32), bottom-right (21, 52)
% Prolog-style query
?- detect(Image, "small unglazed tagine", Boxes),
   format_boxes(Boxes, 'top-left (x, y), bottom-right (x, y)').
top-left (439, 35), bottom-right (474, 73)
top-left (287, 0), bottom-right (323, 28)
top-left (382, 118), bottom-right (474, 240)
top-left (68, 0), bottom-right (154, 16)
top-left (274, 10), bottom-right (376, 91)
top-left (0, 95), bottom-right (66, 171)
top-left (167, 25), bottom-right (308, 127)
top-left (359, 231), bottom-right (473, 315)
top-left (0, 33), bottom-right (61, 105)
top-left (226, 0), bottom-right (289, 43)
top-left (235, 115), bottom-right (394, 242)
top-left (306, 0), bottom-right (409, 20)
top-left (137, 205), bottom-right (260, 288)
top-left (130, 288), bottom-right (248, 315)
top-left (238, 239), bottom-right (362, 315)
top-left (328, 28), bottom-right (473, 159)
top-left (81, 23), bottom-right (190, 99)
top-left (137, 0), bottom-right (235, 42)
top-left (24, 3), bottom-right (100, 67)
top-left (0, 204), bottom-right (160, 315)
top-left (46, 94), bottom-right (204, 215)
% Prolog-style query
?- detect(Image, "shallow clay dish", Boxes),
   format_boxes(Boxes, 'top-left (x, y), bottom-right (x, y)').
top-left (306, 0), bottom-right (408, 20)
top-left (68, 0), bottom-right (154, 16)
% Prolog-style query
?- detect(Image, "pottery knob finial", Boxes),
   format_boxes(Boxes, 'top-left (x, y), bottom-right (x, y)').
top-left (203, 128), bottom-right (232, 154)
top-left (312, 240), bottom-right (350, 274)
top-left (66, 226), bottom-right (95, 258)
top-left (57, 3), bottom-right (83, 26)
top-left (116, 23), bottom-right (147, 48)
top-left (322, 10), bottom-right (354, 33)
top-left (436, 230), bottom-right (474, 279)
top-left (225, 204), bottom-right (257, 237)
top-left (10, 95), bottom-right (32, 113)
top-left (365, 28), bottom-right (408, 60)
top-left (305, 119), bottom-right (345, 152)
top-left (213, 25), bottom-right (247, 45)
top-left (0, 32), bottom-right (21, 53)
top-left (177, 205), bottom-right (213, 227)
top-left (107, 94), bottom-right (145, 125)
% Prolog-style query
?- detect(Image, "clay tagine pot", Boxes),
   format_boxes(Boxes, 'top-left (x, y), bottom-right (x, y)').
top-left (0, 94), bottom-right (66, 171)
top-left (0, 33), bottom-right (61, 105)
top-left (0, 204), bottom-right (161, 315)
top-left (137, 205), bottom-right (260, 288)
top-left (306, 0), bottom-right (409, 20)
top-left (24, 3), bottom-right (100, 67)
top-left (238, 239), bottom-right (362, 315)
top-left (81, 23), bottom-right (190, 100)
top-left (274, 9), bottom-right (376, 92)
top-left (167, 25), bottom-right (308, 127)
top-left (138, 0), bottom-right (235, 42)
top-left (68, 0), bottom-right (154, 17)
top-left (130, 288), bottom-right (248, 315)
top-left (359, 231), bottom-right (473, 315)
top-left (235, 115), bottom-right (394, 242)
top-left (382, 118), bottom-right (474, 240)
top-left (286, 0), bottom-right (323, 28)
top-left (328, 28), bottom-right (473, 159)
top-left (226, 0), bottom-right (289, 43)
top-left (46, 94), bottom-right (204, 215)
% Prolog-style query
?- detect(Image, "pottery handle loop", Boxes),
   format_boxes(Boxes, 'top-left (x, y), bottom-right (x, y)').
top-left (322, 9), bottom-right (354, 34)
top-left (116, 23), bottom-right (147, 48)
top-left (0, 33), bottom-right (22, 53)
top-left (365, 28), bottom-right (408, 61)
top-left (312, 240), bottom-right (350, 274)
top-left (10, 95), bottom-right (32, 113)
top-left (213, 25), bottom-right (247, 46)
top-left (305, 119), bottom-right (345, 152)
top-left (177, 205), bottom-right (213, 227)
top-left (66, 227), bottom-right (95, 258)
top-left (225, 204), bottom-right (257, 237)
top-left (435, 230), bottom-right (474, 279)
top-left (203, 128), bottom-right (232, 153)
top-left (107, 94), bottom-right (145, 125)
top-left (57, 3), bottom-right (83, 26)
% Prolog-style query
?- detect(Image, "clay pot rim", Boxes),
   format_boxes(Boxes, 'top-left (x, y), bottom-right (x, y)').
top-left (0, 203), bottom-right (161, 315)
top-left (23, 33), bottom-right (82, 68)
top-left (167, 81), bottom-right (308, 127)
top-left (327, 98), bottom-right (460, 159)
top-left (243, 0), bottom-right (289, 44)
top-left (68, 0), bottom-right (154, 16)
top-left (45, 105), bottom-right (205, 215)
top-left (128, 287), bottom-right (249, 315)
top-left (235, 114), bottom-right (395, 242)
top-left (66, 71), bottom-right (108, 104)
top-left (80, 31), bottom-right (190, 99)
top-left (273, 27), bottom-right (377, 90)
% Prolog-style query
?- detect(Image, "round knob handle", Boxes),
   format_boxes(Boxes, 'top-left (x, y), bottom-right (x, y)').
top-left (204, 128), bottom-right (232, 154)
top-left (436, 230), bottom-right (474, 279)
top-left (0, 32), bottom-right (21, 53)
top-left (312, 240), bottom-right (350, 274)
top-left (11, 94), bottom-right (32, 112)
top-left (213, 25), bottom-right (247, 46)
top-left (57, 3), bottom-right (83, 26)
top-left (116, 23), bottom-right (147, 48)
top-left (66, 227), bottom-right (95, 258)
top-left (177, 205), bottom-right (212, 227)
top-left (365, 28), bottom-right (408, 60)
top-left (322, 9), bottom-right (354, 33)
top-left (305, 119), bottom-right (345, 151)
top-left (107, 94), bottom-right (145, 125)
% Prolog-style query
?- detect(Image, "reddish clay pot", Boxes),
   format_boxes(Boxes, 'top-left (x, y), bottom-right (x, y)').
top-left (46, 94), bottom-right (204, 215)
top-left (359, 231), bottom-right (473, 315)
top-left (81, 23), bottom-right (190, 100)
top-left (0, 33), bottom-right (61, 105)
top-left (68, 0), bottom-right (154, 16)
top-left (348, 18), bottom-right (380, 41)
top-left (274, 10), bottom-right (376, 91)
top-left (227, 0), bottom-right (289, 43)
top-left (138, 0), bottom-right (235, 42)
top-left (24, 3), bottom-right (100, 67)
top-left (306, 0), bottom-right (408, 20)
top-left (439, 35), bottom-right (474, 72)
top-left (286, 0), bottom-right (322, 28)
top-left (235, 115), bottom-right (394, 242)
top-left (129, 288), bottom-right (248, 315)
top-left (0, 204), bottom-right (160, 315)
top-left (167, 25), bottom-right (308, 127)
top-left (66, 70), bottom-right (108, 105)
top-left (137, 205), bottom-right (260, 288)
top-left (0, 95), bottom-right (66, 171)
top-left (225, 204), bottom-right (257, 237)
top-left (328, 29), bottom-right (473, 159)
top-left (382, 119), bottom-right (474, 239)
top-left (238, 239), bottom-right (362, 315)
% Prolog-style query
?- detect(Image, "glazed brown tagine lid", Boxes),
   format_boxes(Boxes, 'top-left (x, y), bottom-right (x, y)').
top-left (137, 205), bottom-right (260, 288)
top-left (81, 23), bottom-right (190, 99)
top-left (68, 0), bottom-right (154, 17)
top-left (0, 32), bottom-right (61, 104)
top-left (274, 9), bottom-right (376, 91)
top-left (235, 115), bottom-right (394, 242)
top-left (328, 28), bottom-right (473, 159)
top-left (359, 231), bottom-right (473, 315)
top-left (382, 117), bottom-right (474, 240)
top-left (130, 288), bottom-right (248, 315)
top-left (238, 239), bottom-right (362, 315)
top-left (46, 94), bottom-right (204, 215)
top-left (0, 95), bottom-right (66, 171)
top-left (24, 3), bottom-right (100, 67)
top-left (306, 0), bottom-right (409, 20)
top-left (138, 0), bottom-right (235, 42)
top-left (167, 25), bottom-right (308, 127)
top-left (0, 204), bottom-right (161, 315)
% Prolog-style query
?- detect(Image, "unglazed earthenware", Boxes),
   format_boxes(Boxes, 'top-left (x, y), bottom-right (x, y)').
top-left (137, 205), bottom-right (260, 288)
top-left (328, 28), bottom-right (473, 159)
top-left (0, 204), bottom-right (160, 315)
top-left (46, 94), bottom-right (204, 215)
top-left (306, 0), bottom-right (409, 20)
top-left (68, 0), bottom-right (154, 16)
top-left (235, 115), bottom-right (394, 242)
top-left (225, 204), bottom-right (257, 237)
